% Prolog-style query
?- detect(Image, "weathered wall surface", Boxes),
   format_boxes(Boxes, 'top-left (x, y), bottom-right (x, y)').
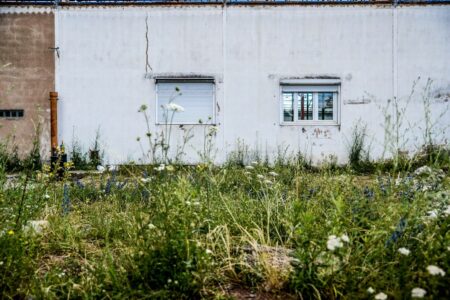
top-left (0, 8), bottom-right (54, 159)
top-left (55, 5), bottom-right (450, 164)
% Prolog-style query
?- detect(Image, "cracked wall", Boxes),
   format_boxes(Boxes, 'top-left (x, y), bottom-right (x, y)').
top-left (54, 6), bottom-right (450, 164)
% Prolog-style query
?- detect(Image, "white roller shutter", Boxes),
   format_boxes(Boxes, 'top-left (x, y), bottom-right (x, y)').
top-left (156, 79), bottom-right (214, 124)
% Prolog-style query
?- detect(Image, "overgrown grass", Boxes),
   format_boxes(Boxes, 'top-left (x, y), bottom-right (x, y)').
top-left (0, 160), bottom-right (449, 299)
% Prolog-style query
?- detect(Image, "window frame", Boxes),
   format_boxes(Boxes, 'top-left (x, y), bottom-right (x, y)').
top-left (155, 78), bottom-right (216, 125)
top-left (279, 80), bottom-right (341, 126)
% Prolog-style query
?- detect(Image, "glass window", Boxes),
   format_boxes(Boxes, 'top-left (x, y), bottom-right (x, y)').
top-left (318, 92), bottom-right (334, 120)
top-left (280, 85), bottom-right (338, 123)
top-left (283, 92), bottom-right (294, 122)
top-left (298, 93), bottom-right (313, 120)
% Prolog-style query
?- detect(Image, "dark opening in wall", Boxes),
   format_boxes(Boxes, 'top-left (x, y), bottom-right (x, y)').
top-left (0, 109), bottom-right (24, 119)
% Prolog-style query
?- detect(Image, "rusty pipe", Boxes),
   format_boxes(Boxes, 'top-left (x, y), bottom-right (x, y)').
top-left (49, 91), bottom-right (58, 155)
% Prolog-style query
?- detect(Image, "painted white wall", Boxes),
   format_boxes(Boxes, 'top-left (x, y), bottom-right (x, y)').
top-left (55, 5), bottom-right (450, 164)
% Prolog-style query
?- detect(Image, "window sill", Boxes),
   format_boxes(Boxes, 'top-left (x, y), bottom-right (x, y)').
top-left (0, 118), bottom-right (23, 121)
top-left (280, 121), bottom-right (339, 126)
top-left (155, 123), bottom-right (218, 126)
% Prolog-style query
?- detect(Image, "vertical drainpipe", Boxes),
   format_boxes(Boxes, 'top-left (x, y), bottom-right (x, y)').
top-left (49, 91), bottom-right (58, 155)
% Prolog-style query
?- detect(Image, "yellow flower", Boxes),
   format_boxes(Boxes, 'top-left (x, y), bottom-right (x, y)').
top-left (7, 230), bottom-right (14, 235)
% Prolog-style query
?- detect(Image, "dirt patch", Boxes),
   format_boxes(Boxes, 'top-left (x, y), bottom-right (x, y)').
top-left (225, 285), bottom-right (297, 300)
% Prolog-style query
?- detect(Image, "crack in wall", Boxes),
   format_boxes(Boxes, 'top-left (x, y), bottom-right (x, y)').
top-left (145, 15), bottom-right (152, 73)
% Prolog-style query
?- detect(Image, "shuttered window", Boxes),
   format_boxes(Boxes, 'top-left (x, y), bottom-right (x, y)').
top-left (156, 79), bottom-right (215, 124)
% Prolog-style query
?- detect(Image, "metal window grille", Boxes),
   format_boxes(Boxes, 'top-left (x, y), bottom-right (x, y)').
top-left (0, 109), bottom-right (24, 119)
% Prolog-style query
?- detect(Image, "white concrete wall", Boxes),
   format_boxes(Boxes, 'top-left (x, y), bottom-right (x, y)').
top-left (56, 5), bottom-right (450, 164)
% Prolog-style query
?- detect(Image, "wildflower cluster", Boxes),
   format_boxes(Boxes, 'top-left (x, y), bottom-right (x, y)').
top-left (326, 234), bottom-right (349, 251)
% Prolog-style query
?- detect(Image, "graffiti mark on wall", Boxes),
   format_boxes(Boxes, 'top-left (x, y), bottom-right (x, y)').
top-left (312, 128), bottom-right (332, 139)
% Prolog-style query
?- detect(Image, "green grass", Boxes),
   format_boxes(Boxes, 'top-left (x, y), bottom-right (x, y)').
top-left (0, 163), bottom-right (449, 299)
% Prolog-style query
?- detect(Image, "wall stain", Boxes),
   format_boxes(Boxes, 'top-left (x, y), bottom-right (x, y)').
top-left (344, 98), bottom-right (371, 105)
top-left (312, 128), bottom-right (332, 139)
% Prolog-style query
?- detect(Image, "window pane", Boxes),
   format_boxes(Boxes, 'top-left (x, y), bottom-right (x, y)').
top-left (298, 93), bottom-right (313, 120)
top-left (157, 82), bottom-right (214, 124)
top-left (318, 92), bottom-right (334, 120)
top-left (282, 93), bottom-right (294, 122)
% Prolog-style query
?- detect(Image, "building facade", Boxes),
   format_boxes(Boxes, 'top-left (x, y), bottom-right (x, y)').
top-left (1, 1), bottom-right (449, 164)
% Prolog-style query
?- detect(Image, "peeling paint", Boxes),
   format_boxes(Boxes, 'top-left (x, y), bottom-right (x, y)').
top-left (344, 98), bottom-right (371, 105)
top-left (278, 74), bottom-right (341, 80)
top-left (146, 73), bottom-right (221, 81)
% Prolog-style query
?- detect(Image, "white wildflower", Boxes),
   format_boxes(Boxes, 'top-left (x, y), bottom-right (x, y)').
top-left (155, 164), bottom-right (165, 171)
top-left (398, 247), bottom-right (410, 256)
top-left (251, 161), bottom-right (258, 166)
top-left (166, 103), bottom-right (184, 112)
top-left (268, 171), bottom-right (278, 177)
top-left (340, 234), bottom-right (350, 243)
top-left (427, 210), bottom-right (438, 219)
top-left (443, 205), bottom-right (450, 216)
top-left (148, 224), bottom-right (156, 230)
top-left (140, 178), bottom-right (151, 183)
top-left (244, 171), bottom-right (252, 176)
top-left (367, 287), bottom-right (375, 294)
top-left (44, 194), bottom-right (50, 199)
top-left (374, 292), bottom-right (387, 300)
top-left (427, 265), bottom-right (445, 276)
top-left (108, 165), bottom-right (118, 171)
top-left (186, 201), bottom-right (191, 206)
top-left (245, 165), bottom-right (254, 170)
top-left (447, 246), bottom-right (450, 251)
top-left (264, 179), bottom-right (272, 185)
top-left (257, 174), bottom-right (265, 180)
top-left (411, 288), bottom-right (426, 298)
top-left (205, 249), bottom-right (213, 255)
top-left (327, 235), bottom-right (343, 251)
top-left (97, 165), bottom-right (105, 173)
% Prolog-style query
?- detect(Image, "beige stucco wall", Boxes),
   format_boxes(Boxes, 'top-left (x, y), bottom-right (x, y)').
top-left (0, 11), bottom-right (54, 159)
